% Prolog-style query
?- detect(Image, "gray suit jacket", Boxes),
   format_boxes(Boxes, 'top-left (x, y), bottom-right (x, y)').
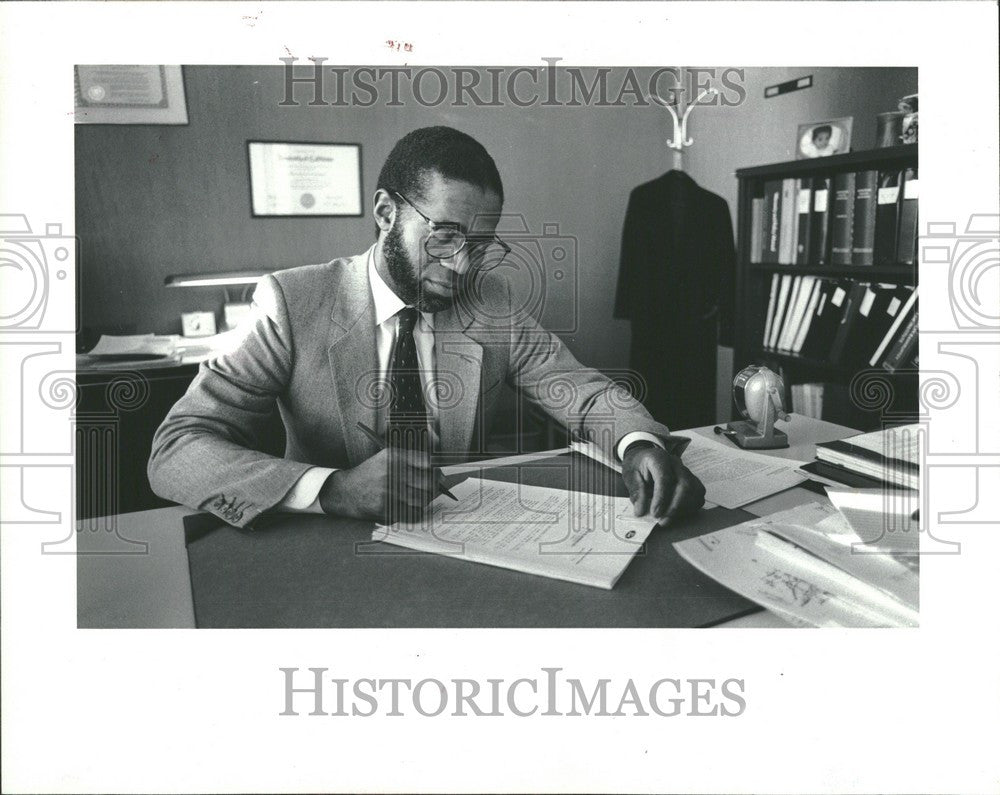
top-left (148, 249), bottom-right (672, 527)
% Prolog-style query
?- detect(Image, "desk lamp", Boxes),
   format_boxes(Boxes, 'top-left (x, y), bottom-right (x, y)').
top-left (164, 270), bottom-right (269, 330)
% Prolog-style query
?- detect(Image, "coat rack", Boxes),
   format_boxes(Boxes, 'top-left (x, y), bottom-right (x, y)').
top-left (649, 86), bottom-right (719, 170)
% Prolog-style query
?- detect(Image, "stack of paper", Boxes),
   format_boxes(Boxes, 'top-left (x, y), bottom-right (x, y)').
top-left (674, 500), bottom-right (919, 627)
top-left (815, 424), bottom-right (920, 490)
top-left (373, 478), bottom-right (655, 590)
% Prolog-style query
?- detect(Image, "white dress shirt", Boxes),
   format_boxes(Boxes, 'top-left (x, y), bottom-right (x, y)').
top-left (278, 252), bottom-right (662, 513)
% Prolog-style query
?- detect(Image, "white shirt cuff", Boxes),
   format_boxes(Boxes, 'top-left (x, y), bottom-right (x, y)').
top-left (616, 431), bottom-right (665, 461)
top-left (277, 467), bottom-right (337, 513)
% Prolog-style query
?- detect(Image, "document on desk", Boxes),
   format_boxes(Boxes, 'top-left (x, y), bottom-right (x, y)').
top-left (674, 502), bottom-right (919, 627)
top-left (87, 333), bottom-right (180, 358)
top-left (679, 433), bottom-right (808, 509)
top-left (372, 478), bottom-right (655, 589)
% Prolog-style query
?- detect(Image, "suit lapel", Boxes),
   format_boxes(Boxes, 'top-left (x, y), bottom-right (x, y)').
top-left (434, 305), bottom-right (483, 454)
top-left (328, 252), bottom-right (380, 466)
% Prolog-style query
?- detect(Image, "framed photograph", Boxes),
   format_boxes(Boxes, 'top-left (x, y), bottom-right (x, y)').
top-left (74, 65), bottom-right (188, 125)
top-left (796, 116), bottom-right (853, 158)
top-left (246, 140), bottom-right (363, 217)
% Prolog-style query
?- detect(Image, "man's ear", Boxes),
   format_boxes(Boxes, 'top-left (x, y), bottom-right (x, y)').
top-left (373, 189), bottom-right (396, 234)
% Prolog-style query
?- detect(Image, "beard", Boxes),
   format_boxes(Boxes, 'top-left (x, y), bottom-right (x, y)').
top-left (382, 222), bottom-right (453, 313)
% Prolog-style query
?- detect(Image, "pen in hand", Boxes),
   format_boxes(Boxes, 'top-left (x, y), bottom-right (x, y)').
top-left (356, 421), bottom-right (458, 502)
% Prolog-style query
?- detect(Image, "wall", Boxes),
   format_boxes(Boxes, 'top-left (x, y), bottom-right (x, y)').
top-left (76, 65), bottom-right (916, 423)
top-left (76, 65), bottom-right (682, 374)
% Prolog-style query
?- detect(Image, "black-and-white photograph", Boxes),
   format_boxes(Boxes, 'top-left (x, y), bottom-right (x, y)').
top-left (72, 65), bottom-right (921, 630)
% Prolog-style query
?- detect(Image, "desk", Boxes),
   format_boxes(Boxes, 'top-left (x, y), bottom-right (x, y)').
top-left (77, 415), bottom-right (856, 629)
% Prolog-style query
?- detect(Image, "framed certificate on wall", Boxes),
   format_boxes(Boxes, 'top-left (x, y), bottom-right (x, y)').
top-left (247, 141), bottom-right (363, 217)
top-left (74, 65), bottom-right (189, 125)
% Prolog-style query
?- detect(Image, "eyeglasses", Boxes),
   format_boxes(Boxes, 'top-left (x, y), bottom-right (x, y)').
top-left (393, 191), bottom-right (511, 271)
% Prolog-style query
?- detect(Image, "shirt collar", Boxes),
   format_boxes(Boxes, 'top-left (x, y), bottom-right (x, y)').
top-left (367, 248), bottom-right (434, 330)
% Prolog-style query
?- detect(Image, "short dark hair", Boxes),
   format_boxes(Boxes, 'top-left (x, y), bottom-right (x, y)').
top-left (812, 124), bottom-right (833, 140)
top-left (376, 126), bottom-right (504, 206)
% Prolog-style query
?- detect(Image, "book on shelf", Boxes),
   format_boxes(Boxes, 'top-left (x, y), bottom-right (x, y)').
top-left (808, 176), bottom-right (831, 266)
top-left (873, 169), bottom-right (904, 265)
top-left (851, 170), bottom-right (878, 266)
top-left (750, 197), bottom-right (764, 262)
top-left (790, 382), bottom-right (824, 418)
top-left (814, 424), bottom-right (919, 491)
top-left (868, 286), bottom-right (918, 367)
top-left (794, 177), bottom-right (812, 265)
top-left (761, 272), bottom-right (780, 349)
top-left (897, 166), bottom-right (919, 265)
top-left (830, 171), bottom-right (856, 266)
top-left (763, 179), bottom-right (782, 264)
top-left (778, 178), bottom-right (797, 264)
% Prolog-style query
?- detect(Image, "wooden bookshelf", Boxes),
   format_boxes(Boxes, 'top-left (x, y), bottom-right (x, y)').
top-left (733, 145), bottom-right (919, 431)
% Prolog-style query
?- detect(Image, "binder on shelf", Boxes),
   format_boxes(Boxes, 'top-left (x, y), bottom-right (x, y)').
top-left (776, 275), bottom-right (804, 351)
top-left (778, 178), bottom-right (798, 265)
top-left (750, 197), bottom-right (765, 263)
top-left (794, 177), bottom-right (813, 266)
top-left (874, 169), bottom-right (904, 265)
top-left (791, 279), bottom-right (823, 354)
top-left (827, 280), bottom-right (868, 363)
top-left (851, 170), bottom-right (878, 266)
top-left (800, 279), bottom-right (843, 361)
top-left (830, 171), bottom-right (857, 266)
top-left (763, 179), bottom-right (782, 264)
top-left (761, 272), bottom-right (780, 350)
top-left (780, 276), bottom-right (817, 353)
top-left (839, 282), bottom-right (907, 368)
top-left (897, 167), bottom-right (919, 265)
top-left (768, 273), bottom-right (793, 350)
top-left (882, 309), bottom-right (919, 372)
top-left (869, 286), bottom-right (919, 367)
top-left (808, 176), bottom-right (832, 266)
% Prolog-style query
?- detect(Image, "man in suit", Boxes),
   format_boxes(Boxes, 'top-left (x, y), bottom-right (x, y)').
top-left (148, 126), bottom-right (705, 529)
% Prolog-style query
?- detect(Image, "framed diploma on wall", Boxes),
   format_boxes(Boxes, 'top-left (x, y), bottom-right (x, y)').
top-left (247, 141), bottom-right (363, 217)
top-left (74, 66), bottom-right (188, 125)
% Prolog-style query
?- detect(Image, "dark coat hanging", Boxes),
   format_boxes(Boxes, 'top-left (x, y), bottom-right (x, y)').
top-left (614, 170), bottom-right (736, 431)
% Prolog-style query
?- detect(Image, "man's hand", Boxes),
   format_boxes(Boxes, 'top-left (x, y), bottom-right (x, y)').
top-left (318, 447), bottom-right (437, 521)
top-left (622, 444), bottom-right (706, 526)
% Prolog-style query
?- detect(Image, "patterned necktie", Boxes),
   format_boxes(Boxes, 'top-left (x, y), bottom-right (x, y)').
top-left (387, 307), bottom-right (429, 448)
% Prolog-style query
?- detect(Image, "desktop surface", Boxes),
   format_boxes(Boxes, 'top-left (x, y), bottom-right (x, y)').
top-left (77, 416), bottom-right (857, 629)
top-left (183, 453), bottom-right (759, 628)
